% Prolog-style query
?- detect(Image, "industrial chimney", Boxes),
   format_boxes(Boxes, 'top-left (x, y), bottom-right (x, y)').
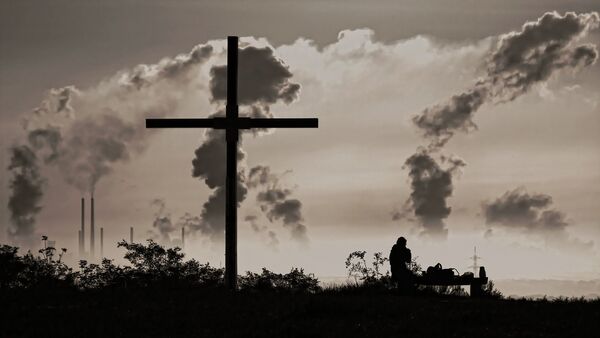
top-left (181, 227), bottom-right (185, 249)
top-left (78, 230), bottom-right (82, 256)
top-left (90, 194), bottom-right (95, 257)
top-left (130, 227), bottom-right (134, 243)
top-left (80, 197), bottom-right (85, 257)
top-left (100, 227), bottom-right (104, 257)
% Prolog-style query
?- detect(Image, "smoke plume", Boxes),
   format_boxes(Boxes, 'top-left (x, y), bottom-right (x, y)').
top-left (6, 43), bottom-right (213, 241)
top-left (245, 214), bottom-right (279, 250)
top-left (414, 11), bottom-right (599, 148)
top-left (398, 149), bottom-right (465, 239)
top-left (7, 146), bottom-right (46, 246)
top-left (248, 165), bottom-right (308, 243)
top-left (150, 198), bottom-right (177, 243)
top-left (191, 44), bottom-right (301, 241)
top-left (22, 43), bottom-right (213, 192)
top-left (482, 187), bottom-right (592, 251)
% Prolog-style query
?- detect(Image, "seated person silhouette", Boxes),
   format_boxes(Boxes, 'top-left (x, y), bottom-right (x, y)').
top-left (389, 236), bottom-right (412, 289)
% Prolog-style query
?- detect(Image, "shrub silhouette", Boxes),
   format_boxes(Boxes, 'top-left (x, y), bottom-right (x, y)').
top-left (345, 250), bottom-right (392, 287)
top-left (1, 238), bottom-right (320, 292)
top-left (239, 267), bottom-right (320, 293)
top-left (0, 242), bottom-right (73, 289)
top-left (77, 240), bottom-right (224, 289)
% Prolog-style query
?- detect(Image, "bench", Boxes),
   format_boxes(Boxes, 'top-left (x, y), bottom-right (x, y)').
top-left (412, 266), bottom-right (489, 297)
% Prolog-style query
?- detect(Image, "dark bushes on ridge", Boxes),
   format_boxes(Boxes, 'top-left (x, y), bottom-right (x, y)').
top-left (0, 238), bottom-right (319, 293)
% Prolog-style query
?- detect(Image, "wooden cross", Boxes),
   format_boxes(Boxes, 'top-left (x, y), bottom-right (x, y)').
top-left (146, 36), bottom-right (319, 289)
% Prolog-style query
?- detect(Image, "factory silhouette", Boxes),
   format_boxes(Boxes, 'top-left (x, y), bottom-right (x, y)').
top-left (76, 195), bottom-right (185, 260)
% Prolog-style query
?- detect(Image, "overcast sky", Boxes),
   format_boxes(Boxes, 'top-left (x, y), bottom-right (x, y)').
top-left (1, 1), bottom-right (599, 288)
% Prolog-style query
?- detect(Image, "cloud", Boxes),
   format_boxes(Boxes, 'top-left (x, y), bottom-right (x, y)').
top-left (19, 44), bottom-right (214, 193)
top-left (482, 187), bottom-right (593, 251)
top-left (190, 43), bottom-right (301, 242)
top-left (244, 214), bottom-right (279, 250)
top-left (149, 198), bottom-right (177, 244)
top-left (249, 165), bottom-right (308, 243)
top-left (399, 149), bottom-right (465, 240)
top-left (413, 11), bottom-right (600, 148)
top-left (7, 146), bottom-right (46, 247)
top-left (209, 46), bottom-right (300, 105)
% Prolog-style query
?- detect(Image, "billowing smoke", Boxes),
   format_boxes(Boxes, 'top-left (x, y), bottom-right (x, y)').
top-left (7, 43), bottom-right (214, 241)
top-left (150, 198), bottom-right (176, 243)
top-left (482, 187), bottom-right (593, 251)
top-left (414, 11), bottom-right (600, 148)
top-left (23, 43), bottom-right (214, 192)
top-left (398, 12), bottom-right (599, 239)
top-left (209, 46), bottom-right (300, 105)
top-left (248, 165), bottom-right (308, 243)
top-left (7, 146), bottom-right (46, 246)
top-left (245, 215), bottom-right (279, 250)
top-left (191, 44), bottom-right (301, 241)
top-left (398, 149), bottom-right (465, 239)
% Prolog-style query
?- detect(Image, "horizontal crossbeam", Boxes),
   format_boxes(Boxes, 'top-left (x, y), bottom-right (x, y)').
top-left (146, 117), bottom-right (318, 129)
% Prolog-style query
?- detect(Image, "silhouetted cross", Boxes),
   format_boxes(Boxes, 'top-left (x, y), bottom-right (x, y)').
top-left (146, 36), bottom-right (319, 289)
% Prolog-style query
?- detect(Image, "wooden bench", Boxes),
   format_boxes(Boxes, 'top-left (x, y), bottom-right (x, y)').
top-left (414, 275), bottom-right (489, 297)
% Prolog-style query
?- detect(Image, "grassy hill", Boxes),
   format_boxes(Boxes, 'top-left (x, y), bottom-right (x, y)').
top-left (1, 287), bottom-right (598, 337)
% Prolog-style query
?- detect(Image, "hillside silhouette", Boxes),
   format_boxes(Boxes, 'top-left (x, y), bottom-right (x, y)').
top-left (1, 239), bottom-right (598, 337)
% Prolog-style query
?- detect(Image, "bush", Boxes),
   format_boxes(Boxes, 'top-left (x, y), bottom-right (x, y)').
top-left (0, 242), bottom-right (73, 290)
top-left (1, 238), bottom-right (320, 293)
top-left (345, 251), bottom-right (392, 287)
top-left (76, 240), bottom-right (224, 289)
top-left (239, 267), bottom-right (320, 293)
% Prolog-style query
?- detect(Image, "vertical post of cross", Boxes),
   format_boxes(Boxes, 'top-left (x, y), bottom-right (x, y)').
top-left (225, 36), bottom-right (239, 290)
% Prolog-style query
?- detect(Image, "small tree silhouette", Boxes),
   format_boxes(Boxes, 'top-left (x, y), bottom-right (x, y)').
top-left (345, 251), bottom-right (391, 286)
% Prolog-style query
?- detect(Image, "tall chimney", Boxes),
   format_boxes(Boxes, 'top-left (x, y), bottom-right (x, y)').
top-left (90, 194), bottom-right (95, 257)
top-left (80, 197), bottom-right (85, 256)
top-left (130, 227), bottom-right (134, 243)
top-left (181, 227), bottom-right (185, 249)
top-left (100, 227), bottom-right (104, 257)
top-left (78, 230), bottom-right (82, 256)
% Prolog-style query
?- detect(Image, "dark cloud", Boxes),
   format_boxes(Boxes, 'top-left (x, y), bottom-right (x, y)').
top-left (191, 125), bottom-right (248, 241)
top-left (250, 165), bottom-right (308, 243)
top-left (6, 43), bottom-right (214, 241)
top-left (400, 149), bottom-right (465, 239)
top-left (482, 187), bottom-right (593, 251)
top-left (27, 127), bottom-right (62, 163)
top-left (190, 43), bottom-right (301, 243)
top-left (21, 43), bottom-right (214, 193)
top-left (414, 11), bottom-right (599, 149)
top-left (209, 46), bottom-right (300, 105)
top-left (7, 146), bottom-right (46, 247)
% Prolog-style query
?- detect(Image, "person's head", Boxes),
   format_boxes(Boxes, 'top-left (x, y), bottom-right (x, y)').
top-left (396, 237), bottom-right (407, 247)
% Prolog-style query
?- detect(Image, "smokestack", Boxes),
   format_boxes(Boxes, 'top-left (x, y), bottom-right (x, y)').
top-left (80, 197), bottom-right (85, 256)
top-left (90, 194), bottom-right (95, 257)
top-left (100, 227), bottom-right (104, 257)
top-left (130, 227), bottom-right (133, 243)
top-left (181, 227), bottom-right (185, 249)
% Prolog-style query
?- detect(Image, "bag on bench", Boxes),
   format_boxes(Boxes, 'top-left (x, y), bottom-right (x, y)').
top-left (425, 263), bottom-right (456, 280)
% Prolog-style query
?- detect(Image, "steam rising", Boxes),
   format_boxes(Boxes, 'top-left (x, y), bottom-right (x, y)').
top-left (249, 165), bottom-right (308, 243)
top-left (399, 12), bottom-right (599, 239)
top-left (398, 150), bottom-right (465, 239)
top-left (6, 43), bottom-right (214, 242)
top-left (245, 214), bottom-right (279, 250)
top-left (191, 44), bottom-right (302, 242)
top-left (482, 188), bottom-right (593, 251)
top-left (7, 146), bottom-right (46, 246)
top-left (414, 11), bottom-right (600, 148)
top-left (150, 198), bottom-right (176, 243)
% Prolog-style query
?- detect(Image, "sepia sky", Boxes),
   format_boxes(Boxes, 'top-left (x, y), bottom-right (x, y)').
top-left (1, 0), bottom-right (600, 288)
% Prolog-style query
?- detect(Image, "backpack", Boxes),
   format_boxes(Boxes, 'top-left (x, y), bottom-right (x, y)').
top-left (425, 263), bottom-right (456, 279)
